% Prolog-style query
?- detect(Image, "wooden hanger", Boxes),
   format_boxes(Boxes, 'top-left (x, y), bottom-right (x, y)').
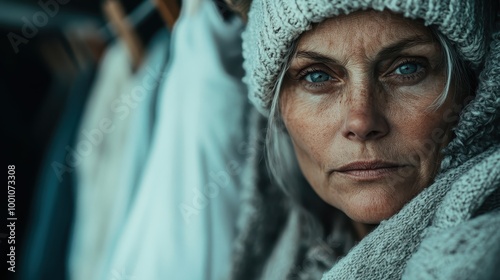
top-left (103, 0), bottom-right (145, 70)
top-left (153, 0), bottom-right (180, 29)
top-left (64, 25), bottom-right (107, 69)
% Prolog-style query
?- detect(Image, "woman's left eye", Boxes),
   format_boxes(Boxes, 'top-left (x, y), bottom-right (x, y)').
top-left (394, 62), bottom-right (422, 75)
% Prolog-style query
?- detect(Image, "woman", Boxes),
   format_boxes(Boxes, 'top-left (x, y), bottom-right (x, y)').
top-left (229, 0), bottom-right (500, 279)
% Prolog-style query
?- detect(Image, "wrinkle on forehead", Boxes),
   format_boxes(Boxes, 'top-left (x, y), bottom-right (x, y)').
top-left (297, 10), bottom-right (431, 63)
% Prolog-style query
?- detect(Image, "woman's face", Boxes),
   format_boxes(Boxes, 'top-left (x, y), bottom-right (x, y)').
top-left (281, 10), bottom-right (457, 224)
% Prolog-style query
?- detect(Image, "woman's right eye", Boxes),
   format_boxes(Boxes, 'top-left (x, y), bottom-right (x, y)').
top-left (304, 70), bottom-right (332, 83)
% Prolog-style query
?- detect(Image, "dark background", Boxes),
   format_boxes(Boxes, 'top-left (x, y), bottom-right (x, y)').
top-left (0, 0), bottom-right (174, 279)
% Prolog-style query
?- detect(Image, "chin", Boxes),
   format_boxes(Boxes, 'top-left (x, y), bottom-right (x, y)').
top-left (344, 208), bottom-right (397, 224)
top-left (334, 192), bottom-right (410, 224)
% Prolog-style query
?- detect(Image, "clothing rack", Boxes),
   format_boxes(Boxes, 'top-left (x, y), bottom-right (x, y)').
top-left (98, 0), bottom-right (158, 41)
top-left (101, 0), bottom-right (179, 69)
top-left (154, 0), bottom-right (180, 29)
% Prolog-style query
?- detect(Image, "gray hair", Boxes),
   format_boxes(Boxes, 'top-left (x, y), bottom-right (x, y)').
top-left (265, 27), bottom-right (473, 202)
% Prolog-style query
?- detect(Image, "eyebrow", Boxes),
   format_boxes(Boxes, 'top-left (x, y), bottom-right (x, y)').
top-left (375, 35), bottom-right (434, 60)
top-left (294, 35), bottom-right (435, 64)
top-left (294, 50), bottom-right (343, 65)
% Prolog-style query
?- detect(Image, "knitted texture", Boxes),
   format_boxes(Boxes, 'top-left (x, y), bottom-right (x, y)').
top-left (231, 1), bottom-right (500, 279)
top-left (402, 211), bottom-right (500, 279)
top-left (242, 0), bottom-right (495, 115)
top-left (441, 31), bottom-right (500, 170)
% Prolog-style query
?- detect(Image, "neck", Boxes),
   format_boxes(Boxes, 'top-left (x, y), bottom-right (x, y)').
top-left (351, 220), bottom-right (377, 240)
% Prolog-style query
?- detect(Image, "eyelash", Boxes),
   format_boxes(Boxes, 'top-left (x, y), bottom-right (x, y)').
top-left (296, 67), bottom-right (336, 90)
top-left (298, 67), bottom-right (327, 79)
top-left (388, 58), bottom-right (427, 82)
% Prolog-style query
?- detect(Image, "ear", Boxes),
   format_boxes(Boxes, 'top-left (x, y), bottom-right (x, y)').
top-left (224, 0), bottom-right (252, 22)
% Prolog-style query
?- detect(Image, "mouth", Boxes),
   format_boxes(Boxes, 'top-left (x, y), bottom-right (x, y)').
top-left (333, 160), bottom-right (407, 181)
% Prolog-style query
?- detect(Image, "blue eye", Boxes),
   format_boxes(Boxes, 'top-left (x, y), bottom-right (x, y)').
top-left (305, 71), bottom-right (331, 83)
top-left (394, 62), bottom-right (421, 75)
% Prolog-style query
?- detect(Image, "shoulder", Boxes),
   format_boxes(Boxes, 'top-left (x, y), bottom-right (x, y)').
top-left (403, 210), bottom-right (500, 279)
top-left (433, 144), bottom-right (500, 227)
top-left (402, 146), bottom-right (500, 279)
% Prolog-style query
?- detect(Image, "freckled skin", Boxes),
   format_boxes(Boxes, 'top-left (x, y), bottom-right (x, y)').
top-left (281, 10), bottom-right (458, 224)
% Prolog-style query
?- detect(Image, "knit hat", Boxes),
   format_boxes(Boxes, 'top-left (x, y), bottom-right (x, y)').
top-left (242, 0), bottom-right (497, 116)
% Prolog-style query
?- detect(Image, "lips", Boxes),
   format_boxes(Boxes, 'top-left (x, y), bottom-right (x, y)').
top-left (336, 160), bottom-right (402, 171)
top-left (333, 160), bottom-right (406, 180)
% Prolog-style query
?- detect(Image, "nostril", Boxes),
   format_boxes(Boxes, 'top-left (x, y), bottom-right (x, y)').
top-left (342, 111), bottom-right (390, 141)
top-left (347, 130), bottom-right (381, 141)
top-left (365, 130), bottom-right (381, 139)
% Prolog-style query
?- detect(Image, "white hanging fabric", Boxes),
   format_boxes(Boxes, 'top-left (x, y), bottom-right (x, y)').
top-left (69, 30), bottom-right (170, 280)
top-left (103, 1), bottom-right (248, 279)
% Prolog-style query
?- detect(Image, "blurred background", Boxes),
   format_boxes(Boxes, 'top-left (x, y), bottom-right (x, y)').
top-left (1, 0), bottom-right (248, 279)
top-left (0, 1), bottom-right (175, 279)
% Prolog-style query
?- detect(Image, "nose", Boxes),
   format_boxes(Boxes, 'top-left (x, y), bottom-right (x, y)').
top-left (341, 87), bottom-right (389, 141)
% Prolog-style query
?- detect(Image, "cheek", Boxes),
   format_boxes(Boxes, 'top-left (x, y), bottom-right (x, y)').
top-left (393, 92), bottom-right (455, 175)
top-left (393, 72), bottom-right (451, 142)
top-left (281, 90), bottom-right (345, 192)
top-left (424, 109), bottom-right (454, 147)
top-left (399, 114), bottom-right (447, 161)
top-left (282, 93), bottom-right (337, 167)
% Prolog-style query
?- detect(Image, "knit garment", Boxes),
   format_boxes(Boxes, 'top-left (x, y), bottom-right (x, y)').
top-left (230, 1), bottom-right (500, 279)
top-left (242, 0), bottom-right (497, 115)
